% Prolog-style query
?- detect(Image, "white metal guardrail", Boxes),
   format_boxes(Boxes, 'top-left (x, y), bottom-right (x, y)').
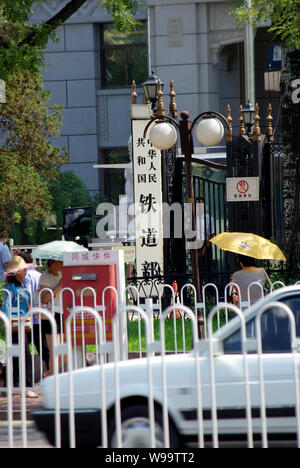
top-left (0, 281), bottom-right (299, 447)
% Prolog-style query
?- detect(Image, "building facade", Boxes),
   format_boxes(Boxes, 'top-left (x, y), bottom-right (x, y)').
top-left (31, 0), bottom-right (280, 201)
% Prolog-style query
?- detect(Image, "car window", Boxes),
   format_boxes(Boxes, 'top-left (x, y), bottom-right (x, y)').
top-left (223, 295), bottom-right (300, 354)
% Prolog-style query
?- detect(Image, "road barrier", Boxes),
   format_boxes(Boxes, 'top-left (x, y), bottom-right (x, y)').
top-left (0, 280), bottom-right (299, 447)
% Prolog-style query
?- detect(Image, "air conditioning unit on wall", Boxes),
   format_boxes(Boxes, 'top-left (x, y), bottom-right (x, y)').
top-left (264, 70), bottom-right (281, 92)
top-left (264, 44), bottom-right (281, 92)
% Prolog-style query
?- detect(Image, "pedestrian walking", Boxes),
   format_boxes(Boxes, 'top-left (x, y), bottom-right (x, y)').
top-left (19, 252), bottom-right (50, 374)
top-left (1, 255), bottom-right (38, 397)
top-left (38, 259), bottom-right (64, 377)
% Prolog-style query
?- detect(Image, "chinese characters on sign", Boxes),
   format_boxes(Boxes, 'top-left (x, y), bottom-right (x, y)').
top-left (226, 177), bottom-right (260, 202)
top-left (63, 250), bottom-right (122, 266)
top-left (132, 119), bottom-right (164, 279)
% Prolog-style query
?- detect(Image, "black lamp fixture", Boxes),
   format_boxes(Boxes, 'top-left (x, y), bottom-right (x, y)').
top-left (142, 72), bottom-right (164, 110)
top-left (241, 101), bottom-right (255, 134)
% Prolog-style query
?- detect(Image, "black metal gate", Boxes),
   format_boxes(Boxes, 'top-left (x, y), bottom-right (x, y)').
top-left (127, 156), bottom-right (229, 301)
top-left (193, 167), bottom-right (229, 288)
top-left (226, 136), bottom-right (264, 234)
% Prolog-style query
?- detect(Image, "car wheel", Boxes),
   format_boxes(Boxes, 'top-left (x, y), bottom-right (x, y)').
top-left (108, 404), bottom-right (180, 448)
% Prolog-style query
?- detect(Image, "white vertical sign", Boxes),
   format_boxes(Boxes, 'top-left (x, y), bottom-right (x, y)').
top-left (131, 119), bottom-right (164, 278)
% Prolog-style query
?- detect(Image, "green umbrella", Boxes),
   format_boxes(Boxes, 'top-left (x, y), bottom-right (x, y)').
top-left (31, 240), bottom-right (88, 262)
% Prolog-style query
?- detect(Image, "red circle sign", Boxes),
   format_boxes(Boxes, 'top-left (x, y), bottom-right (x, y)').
top-left (237, 180), bottom-right (249, 194)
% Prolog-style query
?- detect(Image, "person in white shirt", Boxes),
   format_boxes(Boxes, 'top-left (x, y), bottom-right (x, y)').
top-left (38, 259), bottom-right (63, 377)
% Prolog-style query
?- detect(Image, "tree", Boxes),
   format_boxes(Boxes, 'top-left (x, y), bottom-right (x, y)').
top-left (50, 170), bottom-right (106, 228)
top-left (0, 1), bottom-right (137, 238)
top-left (280, 48), bottom-right (300, 268)
top-left (12, 171), bottom-right (106, 244)
top-left (234, 1), bottom-right (300, 49)
top-left (0, 69), bottom-right (68, 237)
top-left (0, 0), bottom-right (142, 79)
top-left (233, 0), bottom-right (300, 268)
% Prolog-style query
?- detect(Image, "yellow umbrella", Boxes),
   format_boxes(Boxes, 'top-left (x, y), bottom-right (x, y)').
top-left (209, 232), bottom-right (286, 261)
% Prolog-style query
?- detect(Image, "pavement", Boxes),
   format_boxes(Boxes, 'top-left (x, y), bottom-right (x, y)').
top-left (0, 393), bottom-right (54, 447)
top-left (0, 392), bottom-right (43, 421)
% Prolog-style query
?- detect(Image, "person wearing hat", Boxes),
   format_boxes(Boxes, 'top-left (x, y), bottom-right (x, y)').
top-left (2, 255), bottom-right (35, 314)
top-left (2, 255), bottom-right (38, 398)
top-left (18, 251), bottom-right (50, 374)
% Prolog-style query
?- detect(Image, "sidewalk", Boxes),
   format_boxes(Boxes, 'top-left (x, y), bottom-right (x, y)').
top-left (0, 393), bottom-right (43, 421)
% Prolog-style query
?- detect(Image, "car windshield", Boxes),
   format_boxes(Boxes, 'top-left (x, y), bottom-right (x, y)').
top-left (223, 295), bottom-right (300, 354)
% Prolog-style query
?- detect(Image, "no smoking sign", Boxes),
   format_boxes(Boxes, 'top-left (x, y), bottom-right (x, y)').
top-left (226, 177), bottom-right (260, 202)
top-left (236, 180), bottom-right (249, 194)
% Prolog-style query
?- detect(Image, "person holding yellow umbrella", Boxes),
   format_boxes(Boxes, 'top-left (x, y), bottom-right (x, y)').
top-left (231, 254), bottom-right (271, 305)
top-left (209, 232), bottom-right (286, 306)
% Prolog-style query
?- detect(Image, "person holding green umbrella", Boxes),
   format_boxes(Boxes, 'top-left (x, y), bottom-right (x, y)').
top-left (32, 240), bottom-right (88, 377)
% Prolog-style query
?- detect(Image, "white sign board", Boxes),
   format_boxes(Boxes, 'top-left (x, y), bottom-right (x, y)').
top-left (131, 119), bottom-right (164, 278)
top-left (226, 177), bottom-right (260, 202)
top-left (0, 80), bottom-right (5, 104)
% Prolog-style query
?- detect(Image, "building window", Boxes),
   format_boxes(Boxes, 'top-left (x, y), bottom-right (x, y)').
top-left (100, 21), bottom-right (148, 88)
top-left (98, 148), bottom-right (130, 205)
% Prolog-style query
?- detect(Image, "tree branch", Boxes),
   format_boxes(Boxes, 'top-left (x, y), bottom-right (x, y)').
top-left (21, 0), bottom-right (88, 46)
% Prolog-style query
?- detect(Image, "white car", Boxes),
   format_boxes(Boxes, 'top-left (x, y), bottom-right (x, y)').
top-left (33, 285), bottom-right (300, 448)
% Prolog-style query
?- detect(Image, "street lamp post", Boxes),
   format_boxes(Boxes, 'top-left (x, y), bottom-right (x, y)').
top-left (143, 87), bottom-right (230, 339)
top-left (241, 101), bottom-right (255, 135)
top-left (142, 72), bottom-right (164, 112)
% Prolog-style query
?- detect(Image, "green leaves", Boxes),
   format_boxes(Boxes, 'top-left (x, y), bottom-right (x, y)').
top-left (0, 0), bottom-right (143, 235)
top-left (0, 0), bottom-right (143, 78)
top-left (0, 69), bottom-right (68, 234)
top-left (0, 152), bottom-right (47, 236)
top-left (102, 0), bottom-right (142, 31)
top-left (0, 0), bottom-right (36, 24)
top-left (233, 0), bottom-right (300, 49)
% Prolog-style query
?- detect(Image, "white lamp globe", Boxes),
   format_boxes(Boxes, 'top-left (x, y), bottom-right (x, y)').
top-left (196, 118), bottom-right (224, 146)
top-left (149, 122), bottom-right (178, 150)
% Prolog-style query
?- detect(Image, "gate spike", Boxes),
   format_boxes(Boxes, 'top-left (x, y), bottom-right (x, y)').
top-left (155, 79), bottom-right (165, 117)
top-left (131, 81), bottom-right (137, 104)
top-left (266, 103), bottom-right (274, 142)
top-left (238, 105), bottom-right (246, 136)
top-left (225, 104), bottom-right (233, 142)
top-left (169, 80), bottom-right (178, 118)
top-left (251, 103), bottom-right (261, 141)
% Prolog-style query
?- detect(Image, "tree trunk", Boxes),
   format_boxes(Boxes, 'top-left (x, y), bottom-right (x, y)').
top-left (281, 46), bottom-right (300, 269)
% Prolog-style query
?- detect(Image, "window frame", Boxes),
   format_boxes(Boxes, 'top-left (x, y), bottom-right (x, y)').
top-left (100, 21), bottom-right (148, 89)
top-left (98, 147), bottom-right (130, 205)
top-left (222, 293), bottom-right (300, 355)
